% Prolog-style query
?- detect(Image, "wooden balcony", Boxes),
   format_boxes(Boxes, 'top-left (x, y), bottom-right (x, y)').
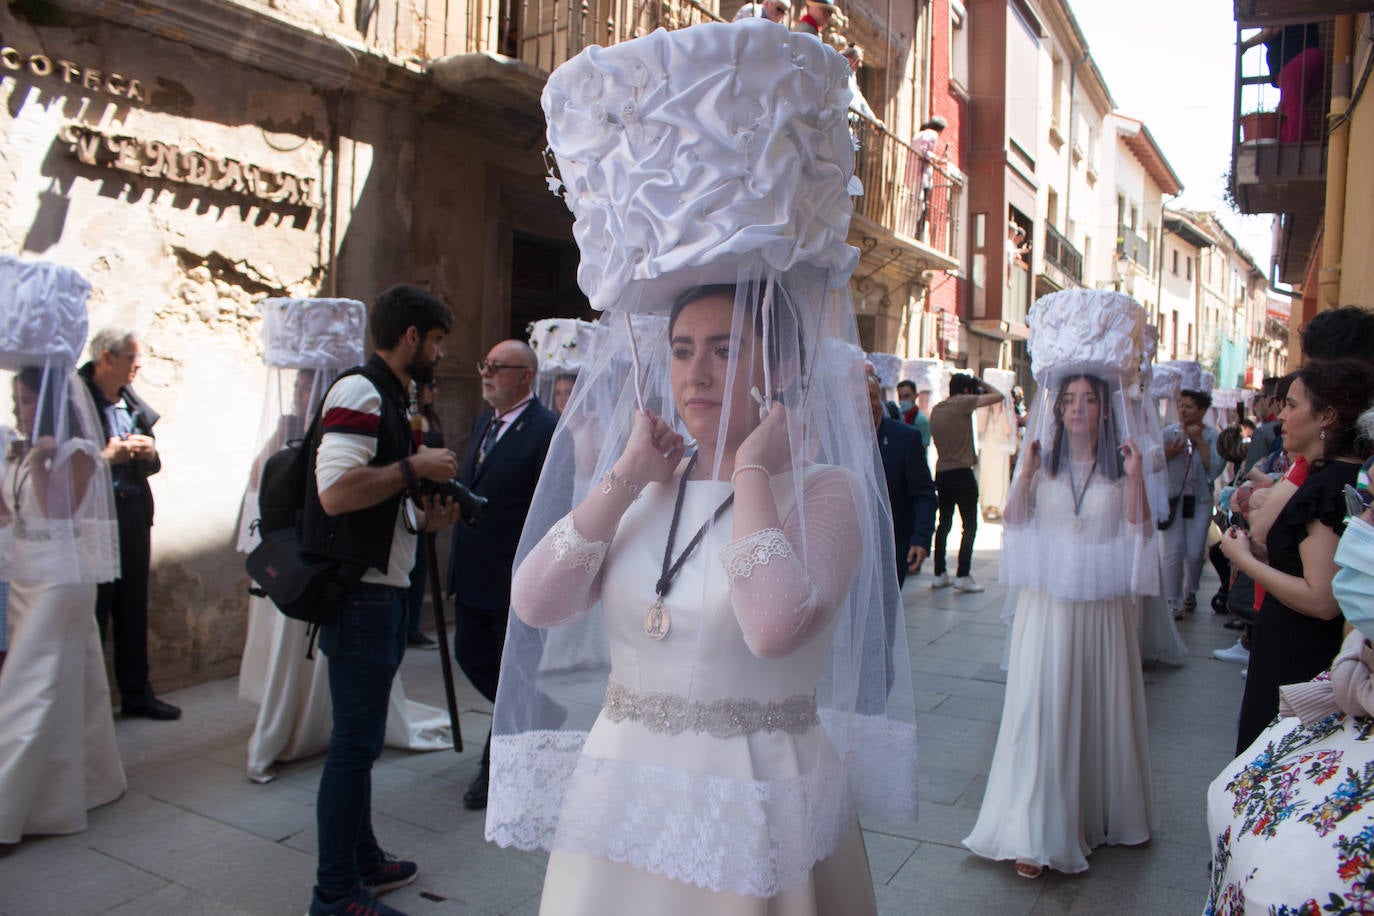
top-left (1235, 0), bottom-right (1374, 27)
top-left (429, 0), bottom-right (722, 114)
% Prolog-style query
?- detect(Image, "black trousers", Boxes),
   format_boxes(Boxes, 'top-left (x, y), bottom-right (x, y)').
top-left (95, 493), bottom-right (153, 707)
top-left (454, 601), bottom-right (505, 766)
top-left (933, 467), bottom-right (978, 578)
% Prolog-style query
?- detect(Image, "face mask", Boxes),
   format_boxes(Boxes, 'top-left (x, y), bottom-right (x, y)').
top-left (898, 400), bottom-right (914, 412)
top-left (1333, 516), bottom-right (1374, 641)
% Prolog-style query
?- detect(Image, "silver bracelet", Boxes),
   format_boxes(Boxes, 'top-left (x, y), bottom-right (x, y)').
top-left (600, 468), bottom-right (641, 500)
top-left (731, 463), bottom-right (771, 485)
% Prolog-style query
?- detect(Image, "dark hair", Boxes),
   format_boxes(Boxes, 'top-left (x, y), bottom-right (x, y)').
top-left (1275, 371), bottom-right (1298, 403)
top-left (370, 284), bottom-right (453, 351)
top-left (1293, 358), bottom-right (1374, 463)
top-left (1048, 373), bottom-right (1123, 481)
top-left (896, 380), bottom-right (916, 395)
top-left (15, 366), bottom-right (66, 439)
top-left (1300, 306), bottom-right (1374, 365)
top-left (949, 373), bottom-right (979, 396)
top-left (920, 117), bottom-right (948, 132)
top-left (1261, 375), bottom-right (1282, 398)
top-left (1179, 388), bottom-right (1212, 412)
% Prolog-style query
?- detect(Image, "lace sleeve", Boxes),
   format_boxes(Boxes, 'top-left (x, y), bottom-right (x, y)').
top-left (719, 469), bottom-right (862, 659)
top-left (510, 513), bottom-right (609, 628)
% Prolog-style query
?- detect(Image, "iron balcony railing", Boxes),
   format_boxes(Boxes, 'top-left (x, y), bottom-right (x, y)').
top-left (1043, 222), bottom-right (1083, 285)
top-left (850, 116), bottom-right (962, 260)
top-left (1229, 20), bottom-right (1331, 215)
top-left (1117, 224), bottom-right (1151, 270)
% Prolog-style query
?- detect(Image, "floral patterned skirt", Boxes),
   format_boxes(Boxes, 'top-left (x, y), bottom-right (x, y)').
top-left (1206, 706), bottom-right (1374, 915)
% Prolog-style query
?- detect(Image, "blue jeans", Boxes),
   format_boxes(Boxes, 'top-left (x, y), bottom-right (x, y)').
top-left (315, 582), bottom-right (407, 896)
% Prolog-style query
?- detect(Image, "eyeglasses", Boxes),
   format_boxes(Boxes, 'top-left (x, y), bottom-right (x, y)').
top-left (478, 359), bottom-right (530, 376)
top-left (1345, 484), bottom-right (1372, 520)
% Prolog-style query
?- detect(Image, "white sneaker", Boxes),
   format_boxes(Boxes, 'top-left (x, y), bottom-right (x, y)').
top-left (1213, 640), bottom-right (1250, 664)
top-left (953, 576), bottom-right (985, 593)
top-left (931, 574), bottom-right (952, 589)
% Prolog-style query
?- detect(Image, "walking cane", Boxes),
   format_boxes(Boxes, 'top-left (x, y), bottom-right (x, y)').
top-left (423, 532), bottom-right (463, 753)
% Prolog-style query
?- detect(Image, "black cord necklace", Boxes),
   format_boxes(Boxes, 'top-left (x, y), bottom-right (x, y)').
top-left (1067, 456), bottom-right (1095, 533)
top-left (644, 452), bottom-right (735, 640)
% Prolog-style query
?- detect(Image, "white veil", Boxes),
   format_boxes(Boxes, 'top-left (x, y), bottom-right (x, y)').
top-left (235, 298), bottom-right (365, 554)
top-left (999, 290), bottom-right (1160, 604)
top-left (528, 318), bottom-right (595, 413)
top-left (486, 19), bottom-right (917, 897)
top-left (0, 256), bottom-right (118, 586)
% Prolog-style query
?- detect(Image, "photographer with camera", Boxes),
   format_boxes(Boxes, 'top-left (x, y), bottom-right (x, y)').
top-left (1160, 389), bottom-right (1225, 622)
top-left (303, 285), bottom-right (461, 916)
top-left (447, 340), bottom-right (557, 811)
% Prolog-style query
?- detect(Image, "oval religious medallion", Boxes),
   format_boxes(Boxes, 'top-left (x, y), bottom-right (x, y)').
top-left (644, 599), bottom-right (670, 640)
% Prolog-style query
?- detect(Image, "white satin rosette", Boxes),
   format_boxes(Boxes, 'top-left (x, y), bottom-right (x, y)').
top-left (543, 19), bottom-right (860, 311)
top-left (1028, 289), bottom-right (1146, 389)
top-left (0, 256), bottom-right (91, 370)
top-left (259, 298), bottom-right (366, 370)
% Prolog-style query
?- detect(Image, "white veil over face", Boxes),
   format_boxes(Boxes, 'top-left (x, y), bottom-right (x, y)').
top-left (0, 256), bottom-right (118, 586)
top-left (235, 298), bottom-right (365, 553)
top-left (487, 19), bottom-right (917, 897)
top-left (528, 318), bottom-right (595, 414)
top-left (999, 290), bottom-right (1160, 603)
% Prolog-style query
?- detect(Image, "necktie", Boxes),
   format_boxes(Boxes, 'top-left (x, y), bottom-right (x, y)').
top-left (478, 418), bottom-right (504, 464)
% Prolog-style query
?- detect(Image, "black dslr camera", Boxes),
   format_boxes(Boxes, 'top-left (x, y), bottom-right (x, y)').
top-left (420, 478), bottom-right (489, 527)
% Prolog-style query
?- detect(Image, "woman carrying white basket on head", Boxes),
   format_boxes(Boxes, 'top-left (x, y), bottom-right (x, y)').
top-left (965, 289), bottom-right (1161, 878)
top-left (485, 19), bottom-right (918, 915)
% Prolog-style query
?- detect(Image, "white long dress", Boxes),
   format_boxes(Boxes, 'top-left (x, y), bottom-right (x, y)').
top-left (977, 404), bottom-right (1014, 517)
top-left (965, 469), bottom-right (1155, 873)
top-left (527, 473), bottom-right (877, 916)
top-left (238, 595), bottom-right (452, 782)
top-left (0, 463), bottom-right (125, 842)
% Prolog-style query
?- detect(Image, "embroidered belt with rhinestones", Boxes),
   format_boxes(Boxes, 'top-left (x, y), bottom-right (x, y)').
top-left (602, 680), bottom-right (819, 738)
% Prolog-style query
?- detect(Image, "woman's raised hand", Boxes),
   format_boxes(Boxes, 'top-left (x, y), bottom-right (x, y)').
top-left (614, 409), bottom-right (685, 487)
top-left (1024, 439), bottom-right (1042, 478)
top-left (735, 403), bottom-right (793, 474)
top-left (1121, 436), bottom-right (1144, 479)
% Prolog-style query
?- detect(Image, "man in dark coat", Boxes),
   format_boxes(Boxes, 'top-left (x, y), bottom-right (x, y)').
top-left (447, 339), bottom-right (557, 810)
top-left (80, 327), bottom-right (180, 720)
top-left (868, 374), bottom-right (936, 586)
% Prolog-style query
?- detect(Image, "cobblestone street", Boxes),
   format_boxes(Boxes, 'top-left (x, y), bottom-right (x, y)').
top-left (0, 522), bottom-right (1243, 915)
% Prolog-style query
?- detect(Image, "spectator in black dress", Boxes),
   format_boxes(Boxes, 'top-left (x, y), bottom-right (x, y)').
top-left (1221, 358), bottom-right (1374, 753)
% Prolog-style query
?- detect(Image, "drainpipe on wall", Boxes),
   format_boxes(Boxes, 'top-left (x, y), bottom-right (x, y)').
top-left (1319, 15), bottom-right (1355, 310)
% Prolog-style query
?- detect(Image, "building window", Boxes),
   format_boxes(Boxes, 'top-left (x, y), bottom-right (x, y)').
top-left (1186, 257), bottom-right (1193, 281)
top-left (949, 0), bottom-right (969, 90)
top-left (1171, 249), bottom-right (1179, 276)
top-left (1050, 54), bottom-right (1065, 130)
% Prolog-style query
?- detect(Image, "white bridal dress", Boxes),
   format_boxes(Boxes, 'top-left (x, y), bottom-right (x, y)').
top-left (238, 596), bottom-right (451, 782)
top-left (513, 470), bottom-right (877, 916)
top-left (0, 450), bottom-right (125, 842)
top-left (965, 465), bottom-right (1155, 873)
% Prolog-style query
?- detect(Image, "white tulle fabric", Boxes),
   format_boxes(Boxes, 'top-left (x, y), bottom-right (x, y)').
top-left (542, 20), bottom-right (860, 311)
top-left (1159, 359), bottom-right (1203, 392)
top-left (1027, 289), bottom-right (1146, 390)
top-left (901, 358), bottom-right (947, 400)
top-left (865, 353), bottom-right (903, 393)
top-left (258, 297), bottom-right (365, 370)
top-left (0, 256), bottom-right (90, 369)
top-left (0, 378), bottom-right (119, 586)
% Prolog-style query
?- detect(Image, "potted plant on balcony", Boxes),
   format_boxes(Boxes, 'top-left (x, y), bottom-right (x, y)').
top-left (1239, 111), bottom-right (1283, 143)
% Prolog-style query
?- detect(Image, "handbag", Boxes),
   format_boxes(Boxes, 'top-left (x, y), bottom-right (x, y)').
top-left (246, 527), bottom-right (364, 628)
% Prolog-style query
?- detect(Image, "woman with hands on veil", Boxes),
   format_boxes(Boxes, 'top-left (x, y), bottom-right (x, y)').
top-left (484, 18), bottom-right (917, 916)
top-left (965, 290), bottom-right (1160, 879)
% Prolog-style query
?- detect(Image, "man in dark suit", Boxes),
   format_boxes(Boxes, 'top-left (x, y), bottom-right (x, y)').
top-left (448, 339), bottom-right (557, 810)
top-left (867, 373), bottom-right (936, 586)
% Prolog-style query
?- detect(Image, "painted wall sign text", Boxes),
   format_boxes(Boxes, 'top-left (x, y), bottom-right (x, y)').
top-left (60, 124), bottom-right (319, 209)
top-left (1, 46), bottom-right (146, 104)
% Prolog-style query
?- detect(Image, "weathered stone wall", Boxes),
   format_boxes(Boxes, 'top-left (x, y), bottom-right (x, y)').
top-left (2, 6), bottom-right (556, 690)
